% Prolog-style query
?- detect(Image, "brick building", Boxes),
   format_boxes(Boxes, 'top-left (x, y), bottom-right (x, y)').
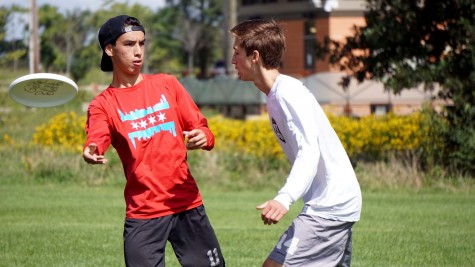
top-left (237, 0), bottom-right (366, 78)
top-left (232, 0), bottom-right (443, 117)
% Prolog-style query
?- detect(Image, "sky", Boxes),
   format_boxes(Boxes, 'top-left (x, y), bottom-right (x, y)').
top-left (1, 0), bottom-right (166, 13)
top-left (1, 0), bottom-right (167, 40)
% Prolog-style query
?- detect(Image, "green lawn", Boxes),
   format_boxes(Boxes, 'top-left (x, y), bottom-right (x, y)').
top-left (0, 183), bottom-right (474, 267)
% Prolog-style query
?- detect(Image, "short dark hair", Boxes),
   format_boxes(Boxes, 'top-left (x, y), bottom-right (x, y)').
top-left (230, 19), bottom-right (286, 69)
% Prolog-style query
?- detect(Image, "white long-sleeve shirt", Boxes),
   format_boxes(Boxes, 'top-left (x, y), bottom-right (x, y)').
top-left (267, 74), bottom-right (362, 222)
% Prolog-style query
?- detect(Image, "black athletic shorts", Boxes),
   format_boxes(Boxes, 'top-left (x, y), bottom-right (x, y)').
top-left (123, 205), bottom-right (225, 267)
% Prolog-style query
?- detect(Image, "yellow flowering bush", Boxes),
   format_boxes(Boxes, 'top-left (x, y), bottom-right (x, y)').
top-left (32, 111), bottom-right (87, 153)
top-left (329, 112), bottom-right (433, 160)
top-left (208, 114), bottom-right (285, 160)
top-left (30, 110), bottom-right (444, 165)
top-left (0, 134), bottom-right (16, 149)
top-left (210, 111), bottom-right (443, 163)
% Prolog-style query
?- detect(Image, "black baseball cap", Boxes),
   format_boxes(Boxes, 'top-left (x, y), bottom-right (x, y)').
top-left (98, 15), bottom-right (145, 72)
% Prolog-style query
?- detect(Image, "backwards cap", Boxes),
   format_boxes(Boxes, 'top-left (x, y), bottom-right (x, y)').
top-left (98, 15), bottom-right (145, 72)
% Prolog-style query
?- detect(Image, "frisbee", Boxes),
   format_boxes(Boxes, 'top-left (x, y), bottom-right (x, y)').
top-left (8, 73), bottom-right (78, 108)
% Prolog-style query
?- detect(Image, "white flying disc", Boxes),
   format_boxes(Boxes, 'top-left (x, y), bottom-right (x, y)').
top-left (8, 73), bottom-right (78, 108)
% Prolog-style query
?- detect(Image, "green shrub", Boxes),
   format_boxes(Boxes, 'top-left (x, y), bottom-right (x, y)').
top-left (0, 107), bottom-right (467, 188)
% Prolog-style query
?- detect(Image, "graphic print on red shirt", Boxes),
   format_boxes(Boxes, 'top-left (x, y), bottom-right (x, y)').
top-left (117, 94), bottom-right (176, 149)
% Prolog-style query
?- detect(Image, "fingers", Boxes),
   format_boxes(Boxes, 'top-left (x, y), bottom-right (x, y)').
top-left (82, 143), bottom-right (108, 164)
top-left (257, 202), bottom-right (273, 224)
top-left (257, 200), bottom-right (287, 225)
top-left (184, 129), bottom-right (206, 150)
top-left (85, 155), bottom-right (108, 165)
top-left (261, 209), bottom-right (282, 225)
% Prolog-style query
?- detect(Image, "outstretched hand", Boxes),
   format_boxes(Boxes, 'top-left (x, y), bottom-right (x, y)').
top-left (82, 143), bottom-right (108, 164)
top-left (256, 200), bottom-right (288, 225)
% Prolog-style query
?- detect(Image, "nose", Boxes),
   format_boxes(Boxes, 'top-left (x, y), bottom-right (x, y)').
top-left (134, 44), bottom-right (143, 56)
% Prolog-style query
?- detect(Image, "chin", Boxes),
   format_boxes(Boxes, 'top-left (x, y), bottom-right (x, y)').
top-left (129, 68), bottom-right (141, 75)
top-left (236, 73), bottom-right (245, 81)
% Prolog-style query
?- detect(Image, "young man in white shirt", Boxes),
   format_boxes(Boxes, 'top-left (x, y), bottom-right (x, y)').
top-left (230, 19), bottom-right (362, 267)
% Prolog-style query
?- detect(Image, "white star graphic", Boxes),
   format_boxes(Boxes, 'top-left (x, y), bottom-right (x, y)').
top-left (157, 112), bottom-right (166, 122)
top-left (148, 115), bottom-right (157, 125)
top-left (139, 119), bottom-right (148, 128)
top-left (131, 121), bottom-right (139, 130)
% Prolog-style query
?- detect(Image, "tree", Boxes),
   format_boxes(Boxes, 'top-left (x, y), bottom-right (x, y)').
top-left (146, 6), bottom-right (185, 74)
top-left (165, 0), bottom-right (224, 78)
top-left (0, 6), bottom-right (28, 70)
top-left (37, 5), bottom-right (64, 72)
top-left (323, 0), bottom-right (475, 175)
top-left (0, 8), bottom-right (8, 36)
top-left (62, 9), bottom-right (92, 77)
top-left (193, 0), bottom-right (224, 78)
top-left (174, 16), bottom-right (205, 76)
top-left (36, 6), bottom-right (93, 77)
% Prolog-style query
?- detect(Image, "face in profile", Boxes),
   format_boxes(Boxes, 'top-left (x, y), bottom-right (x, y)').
top-left (231, 38), bottom-right (254, 81)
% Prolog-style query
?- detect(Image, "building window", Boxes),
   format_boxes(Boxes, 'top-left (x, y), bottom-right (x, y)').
top-left (304, 20), bottom-right (316, 70)
top-left (371, 104), bottom-right (392, 116)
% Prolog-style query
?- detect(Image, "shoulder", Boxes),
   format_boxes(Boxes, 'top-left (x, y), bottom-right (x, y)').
top-left (142, 74), bottom-right (187, 98)
top-left (90, 87), bottom-right (112, 106)
top-left (144, 73), bottom-right (180, 84)
top-left (274, 75), bottom-right (306, 99)
top-left (278, 74), bottom-right (305, 88)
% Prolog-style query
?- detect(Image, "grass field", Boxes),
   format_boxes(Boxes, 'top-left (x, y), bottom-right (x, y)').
top-left (1, 70), bottom-right (474, 266)
top-left (1, 182), bottom-right (474, 267)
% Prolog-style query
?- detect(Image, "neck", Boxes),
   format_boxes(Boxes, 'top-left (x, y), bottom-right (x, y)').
top-left (253, 69), bottom-right (280, 95)
top-left (111, 73), bottom-right (143, 88)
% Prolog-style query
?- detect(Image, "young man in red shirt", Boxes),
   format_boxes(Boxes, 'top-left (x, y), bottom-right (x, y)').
top-left (83, 15), bottom-right (225, 267)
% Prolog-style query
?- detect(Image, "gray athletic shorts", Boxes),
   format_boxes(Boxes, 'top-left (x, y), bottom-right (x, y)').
top-left (268, 208), bottom-right (354, 267)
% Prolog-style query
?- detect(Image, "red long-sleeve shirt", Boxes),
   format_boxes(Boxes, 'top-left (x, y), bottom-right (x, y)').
top-left (85, 74), bottom-right (214, 219)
